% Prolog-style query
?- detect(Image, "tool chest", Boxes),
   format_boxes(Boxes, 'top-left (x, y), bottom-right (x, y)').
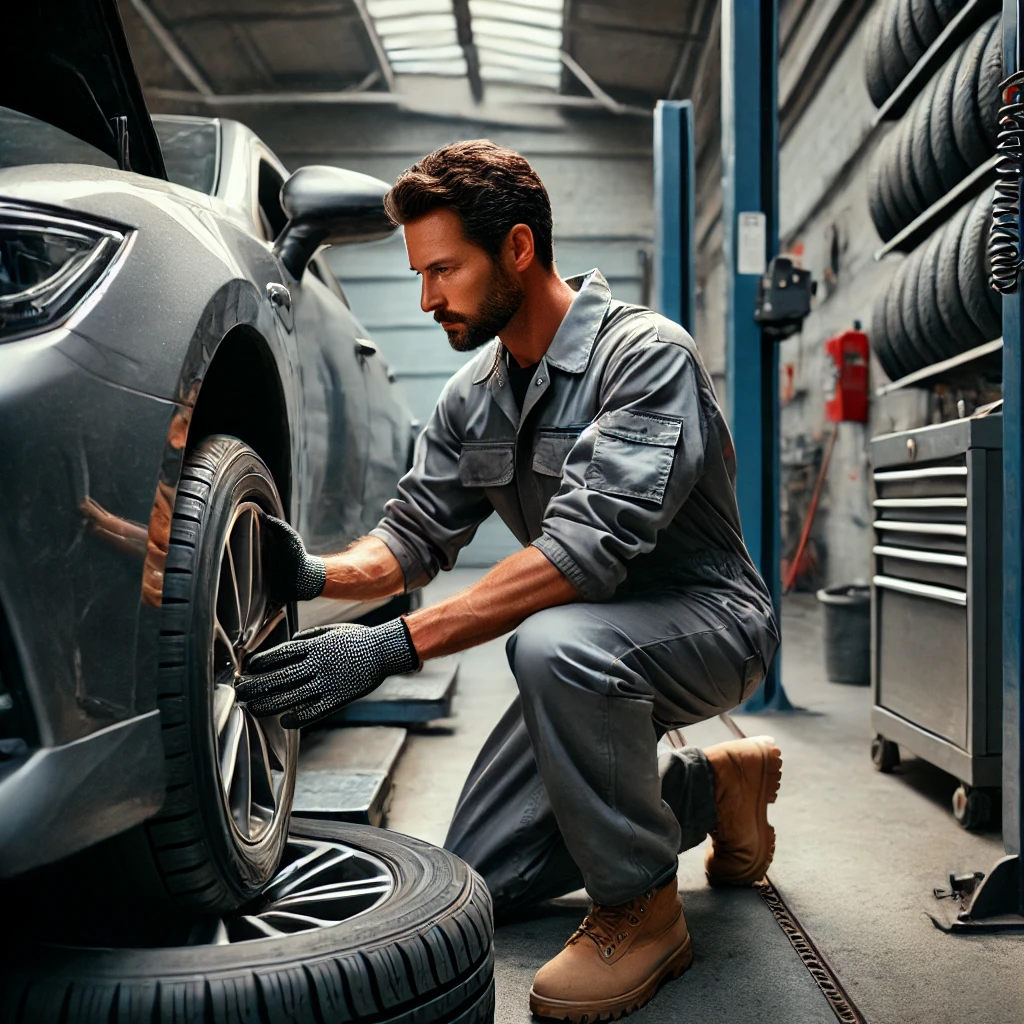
top-left (869, 415), bottom-right (1002, 822)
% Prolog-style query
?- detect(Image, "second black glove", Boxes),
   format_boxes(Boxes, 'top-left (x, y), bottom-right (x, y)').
top-left (235, 617), bottom-right (419, 728)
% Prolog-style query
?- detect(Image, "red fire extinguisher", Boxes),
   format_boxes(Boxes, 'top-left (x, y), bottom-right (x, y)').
top-left (823, 322), bottom-right (869, 423)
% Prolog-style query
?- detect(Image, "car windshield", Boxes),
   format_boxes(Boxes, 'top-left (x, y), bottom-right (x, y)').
top-left (152, 117), bottom-right (219, 195)
top-left (0, 106), bottom-right (117, 171)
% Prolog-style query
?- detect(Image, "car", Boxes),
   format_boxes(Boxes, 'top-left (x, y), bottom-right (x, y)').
top-left (0, 0), bottom-right (414, 921)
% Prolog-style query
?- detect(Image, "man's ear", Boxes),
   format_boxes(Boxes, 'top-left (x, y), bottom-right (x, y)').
top-left (507, 223), bottom-right (536, 271)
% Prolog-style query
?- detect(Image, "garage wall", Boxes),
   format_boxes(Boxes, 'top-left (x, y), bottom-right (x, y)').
top-left (694, 0), bottom-right (934, 588)
top-left (242, 105), bottom-right (654, 564)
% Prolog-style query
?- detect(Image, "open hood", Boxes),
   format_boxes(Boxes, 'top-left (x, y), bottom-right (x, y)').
top-left (1, 0), bottom-right (166, 180)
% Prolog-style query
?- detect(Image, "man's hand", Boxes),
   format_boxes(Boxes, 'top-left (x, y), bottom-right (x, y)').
top-left (235, 618), bottom-right (419, 728)
top-left (260, 513), bottom-right (327, 604)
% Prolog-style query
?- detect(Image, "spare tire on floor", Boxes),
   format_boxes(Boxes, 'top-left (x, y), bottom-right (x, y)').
top-left (0, 819), bottom-right (495, 1024)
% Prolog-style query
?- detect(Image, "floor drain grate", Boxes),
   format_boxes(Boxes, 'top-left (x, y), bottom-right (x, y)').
top-left (755, 878), bottom-right (866, 1024)
top-left (719, 713), bottom-right (868, 1024)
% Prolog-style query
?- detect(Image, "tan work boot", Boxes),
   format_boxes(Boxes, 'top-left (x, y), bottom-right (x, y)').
top-left (529, 877), bottom-right (692, 1022)
top-left (703, 735), bottom-right (782, 886)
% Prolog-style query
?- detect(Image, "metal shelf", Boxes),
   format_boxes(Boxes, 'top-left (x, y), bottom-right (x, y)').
top-left (874, 154), bottom-right (998, 259)
top-left (872, 0), bottom-right (1001, 125)
top-left (876, 338), bottom-right (1003, 395)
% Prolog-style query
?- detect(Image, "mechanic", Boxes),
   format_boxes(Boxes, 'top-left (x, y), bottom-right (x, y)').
top-left (238, 140), bottom-right (781, 1021)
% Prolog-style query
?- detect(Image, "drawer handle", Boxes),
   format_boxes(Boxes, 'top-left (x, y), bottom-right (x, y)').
top-left (873, 498), bottom-right (967, 508)
top-left (873, 520), bottom-right (967, 537)
top-left (873, 575), bottom-right (967, 606)
top-left (873, 545), bottom-right (967, 568)
top-left (874, 467), bottom-right (967, 481)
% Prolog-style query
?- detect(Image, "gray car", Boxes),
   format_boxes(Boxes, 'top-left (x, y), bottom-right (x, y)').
top-left (0, 5), bottom-right (412, 920)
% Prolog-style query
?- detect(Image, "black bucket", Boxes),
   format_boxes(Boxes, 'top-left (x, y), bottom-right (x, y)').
top-left (817, 584), bottom-right (870, 685)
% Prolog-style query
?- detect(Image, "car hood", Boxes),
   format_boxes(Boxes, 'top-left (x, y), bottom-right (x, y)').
top-left (1, 0), bottom-right (166, 180)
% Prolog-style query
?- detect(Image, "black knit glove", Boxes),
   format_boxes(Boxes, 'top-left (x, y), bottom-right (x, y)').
top-left (236, 618), bottom-right (419, 728)
top-left (259, 513), bottom-right (326, 604)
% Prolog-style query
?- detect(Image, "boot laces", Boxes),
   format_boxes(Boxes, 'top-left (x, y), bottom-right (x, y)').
top-left (568, 890), bottom-right (653, 959)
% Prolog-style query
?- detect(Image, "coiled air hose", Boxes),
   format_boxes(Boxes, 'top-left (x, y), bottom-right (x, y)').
top-left (989, 71), bottom-right (1024, 294)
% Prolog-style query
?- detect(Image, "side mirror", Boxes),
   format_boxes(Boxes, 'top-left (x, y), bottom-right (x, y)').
top-left (273, 165), bottom-right (397, 279)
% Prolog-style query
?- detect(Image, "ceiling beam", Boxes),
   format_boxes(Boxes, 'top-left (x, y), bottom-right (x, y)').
top-left (565, 19), bottom-right (708, 45)
top-left (350, 0), bottom-right (396, 92)
top-left (452, 0), bottom-right (484, 103)
top-left (558, 52), bottom-right (648, 116)
top-left (129, 0), bottom-right (214, 97)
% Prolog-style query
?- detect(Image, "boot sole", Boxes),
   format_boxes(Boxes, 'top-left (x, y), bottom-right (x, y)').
top-left (528, 933), bottom-right (693, 1022)
top-left (706, 736), bottom-right (782, 887)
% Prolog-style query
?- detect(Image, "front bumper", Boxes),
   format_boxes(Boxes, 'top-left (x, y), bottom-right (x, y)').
top-left (0, 711), bottom-right (162, 877)
top-left (0, 331), bottom-right (177, 872)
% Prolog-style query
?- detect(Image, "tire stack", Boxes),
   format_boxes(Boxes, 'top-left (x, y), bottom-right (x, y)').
top-left (867, 13), bottom-right (1002, 241)
top-left (864, 0), bottom-right (968, 107)
top-left (870, 188), bottom-right (1002, 380)
top-left (863, 2), bottom-right (1003, 380)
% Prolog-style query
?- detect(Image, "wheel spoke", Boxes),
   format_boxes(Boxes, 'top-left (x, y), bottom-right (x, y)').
top-left (232, 713), bottom-right (252, 836)
top-left (268, 848), bottom-right (355, 900)
top-left (246, 607), bottom-right (287, 658)
top-left (219, 705), bottom-right (244, 796)
top-left (247, 712), bottom-right (278, 834)
top-left (272, 878), bottom-right (393, 910)
top-left (237, 915), bottom-right (285, 939)
top-left (258, 910), bottom-right (337, 930)
top-left (213, 619), bottom-right (240, 675)
top-left (213, 683), bottom-right (236, 737)
top-left (224, 530), bottom-right (245, 645)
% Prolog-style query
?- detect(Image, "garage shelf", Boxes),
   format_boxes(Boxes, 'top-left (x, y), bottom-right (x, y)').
top-left (876, 337), bottom-right (1003, 395)
top-left (874, 154), bottom-right (998, 259)
top-left (872, 0), bottom-right (1001, 125)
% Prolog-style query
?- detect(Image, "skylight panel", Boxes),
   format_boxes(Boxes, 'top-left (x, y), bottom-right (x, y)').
top-left (365, 0), bottom-right (566, 90)
top-left (468, 1), bottom-right (563, 30)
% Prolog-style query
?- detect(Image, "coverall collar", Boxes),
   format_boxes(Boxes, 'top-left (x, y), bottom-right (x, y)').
top-left (471, 269), bottom-right (610, 385)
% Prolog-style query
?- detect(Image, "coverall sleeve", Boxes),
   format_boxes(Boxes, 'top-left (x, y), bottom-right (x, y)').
top-left (533, 323), bottom-right (706, 601)
top-left (369, 378), bottom-right (493, 592)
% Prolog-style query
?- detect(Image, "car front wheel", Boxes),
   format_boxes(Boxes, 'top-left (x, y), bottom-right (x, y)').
top-left (127, 435), bottom-right (299, 917)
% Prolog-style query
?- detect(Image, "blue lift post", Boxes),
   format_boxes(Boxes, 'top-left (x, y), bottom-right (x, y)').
top-left (653, 100), bottom-right (696, 333)
top-left (949, 0), bottom-right (1023, 928)
top-left (722, 0), bottom-right (791, 711)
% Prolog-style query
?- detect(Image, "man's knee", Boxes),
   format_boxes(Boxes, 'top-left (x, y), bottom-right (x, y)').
top-left (508, 605), bottom-right (609, 702)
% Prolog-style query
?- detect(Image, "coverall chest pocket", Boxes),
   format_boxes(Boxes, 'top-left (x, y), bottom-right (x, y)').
top-left (532, 429), bottom-right (583, 478)
top-left (585, 410), bottom-right (682, 505)
top-left (458, 441), bottom-right (516, 488)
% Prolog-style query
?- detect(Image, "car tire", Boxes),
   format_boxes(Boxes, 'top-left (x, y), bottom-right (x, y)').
top-left (916, 227), bottom-right (956, 360)
top-left (896, 0), bottom-right (927, 71)
top-left (909, 74), bottom-right (944, 215)
top-left (864, 3), bottom-right (892, 107)
top-left (931, 41), bottom-right (972, 190)
top-left (936, 202), bottom-right (987, 355)
top-left (978, 22), bottom-right (1004, 148)
top-left (881, 0), bottom-right (913, 89)
top-left (0, 819), bottom-right (495, 1024)
top-left (952, 19), bottom-right (998, 171)
top-left (910, 0), bottom-right (942, 52)
top-left (958, 189), bottom-right (1002, 341)
top-left (121, 436), bottom-right (299, 919)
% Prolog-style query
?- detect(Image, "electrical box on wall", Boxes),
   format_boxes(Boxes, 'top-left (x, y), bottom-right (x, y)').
top-left (824, 326), bottom-right (869, 423)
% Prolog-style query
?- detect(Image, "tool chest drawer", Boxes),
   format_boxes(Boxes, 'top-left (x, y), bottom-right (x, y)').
top-left (869, 415), bottom-right (1002, 786)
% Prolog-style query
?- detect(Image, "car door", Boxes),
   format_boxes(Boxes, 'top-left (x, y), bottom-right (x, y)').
top-left (253, 153), bottom-right (372, 555)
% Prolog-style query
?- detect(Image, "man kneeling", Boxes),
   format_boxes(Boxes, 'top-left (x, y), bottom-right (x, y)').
top-left (238, 140), bottom-right (782, 1021)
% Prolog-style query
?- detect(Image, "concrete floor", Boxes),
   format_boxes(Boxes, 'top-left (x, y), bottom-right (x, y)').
top-left (385, 570), bottom-right (1023, 1024)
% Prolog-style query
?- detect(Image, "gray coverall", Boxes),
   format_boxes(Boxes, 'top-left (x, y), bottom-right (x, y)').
top-left (371, 270), bottom-right (779, 909)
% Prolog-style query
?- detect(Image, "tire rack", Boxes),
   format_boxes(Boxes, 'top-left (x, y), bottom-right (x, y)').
top-left (870, 416), bottom-right (1003, 821)
top-left (868, 0), bottom-right (1006, 385)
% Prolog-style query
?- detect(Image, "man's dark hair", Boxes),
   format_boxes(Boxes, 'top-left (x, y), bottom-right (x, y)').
top-left (384, 140), bottom-right (554, 270)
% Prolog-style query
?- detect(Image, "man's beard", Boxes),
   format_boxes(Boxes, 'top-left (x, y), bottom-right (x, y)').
top-left (436, 263), bottom-right (525, 353)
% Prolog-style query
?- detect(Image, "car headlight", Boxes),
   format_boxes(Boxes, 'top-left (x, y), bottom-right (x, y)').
top-left (0, 204), bottom-right (127, 341)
